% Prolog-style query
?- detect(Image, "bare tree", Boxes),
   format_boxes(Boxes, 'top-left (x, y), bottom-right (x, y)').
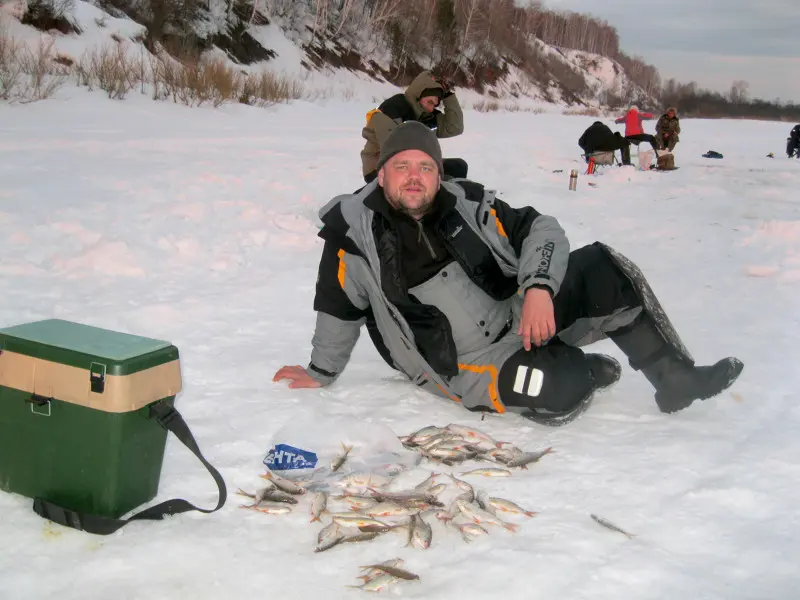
top-left (729, 79), bottom-right (749, 103)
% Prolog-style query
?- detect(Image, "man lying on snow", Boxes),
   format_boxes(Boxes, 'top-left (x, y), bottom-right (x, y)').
top-left (360, 70), bottom-right (467, 184)
top-left (274, 122), bottom-right (743, 426)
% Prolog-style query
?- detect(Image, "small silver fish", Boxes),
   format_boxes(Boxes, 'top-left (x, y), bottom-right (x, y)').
top-left (413, 472), bottom-right (439, 492)
top-left (405, 426), bottom-right (446, 445)
top-left (332, 514), bottom-right (391, 529)
top-left (445, 423), bottom-right (496, 443)
top-left (505, 447), bottom-right (553, 469)
top-left (359, 558), bottom-right (405, 571)
top-left (358, 564), bottom-right (420, 581)
top-left (357, 522), bottom-right (408, 533)
top-left (450, 519), bottom-right (489, 543)
top-left (591, 514), bottom-right (634, 539)
top-left (460, 467), bottom-right (512, 477)
top-left (309, 491), bottom-right (328, 523)
top-left (332, 495), bottom-right (378, 511)
top-left (407, 513), bottom-right (432, 549)
top-left (358, 558), bottom-right (405, 583)
top-left (341, 530), bottom-right (381, 544)
top-left (236, 485), bottom-right (274, 508)
top-left (428, 483), bottom-right (448, 497)
top-left (433, 498), bottom-right (461, 523)
top-left (465, 438), bottom-right (501, 453)
top-left (348, 573), bottom-right (398, 592)
top-left (317, 527), bottom-right (382, 553)
top-left (426, 446), bottom-right (474, 460)
top-left (259, 471), bottom-right (306, 495)
top-left (340, 472), bottom-right (392, 489)
top-left (446, 473), bottom-right (475, 500)
top-left (242, 502), bottom-right (292, 515)
top-left (488, 445), bottom-right (525, 464)
top-left (262, 489), bottom-right (300, 504)
top-left (456, 499), bottom-right (518, 533)
top-left (475, 491), bottom-right (497, 515)
top-left (237, 485), bottom-right (299, 506)
top-left (363, 501), bottom-right (419, 518)
top-left (330, 442), bottom-right (354, 472)
top-left (368, 489), bottom-right (441, 505)
top-left (314, 525), bottom-right (344, 553)
top-left (420, 434), bottom-right (460, 451)
top-left (317, 521), bottom-right (339, 544)
top-left (486, 496), bottom-right (537, 517)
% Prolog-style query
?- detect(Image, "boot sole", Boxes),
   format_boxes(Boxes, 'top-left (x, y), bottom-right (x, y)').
top-left (521, 392), bottom-right (595, 427)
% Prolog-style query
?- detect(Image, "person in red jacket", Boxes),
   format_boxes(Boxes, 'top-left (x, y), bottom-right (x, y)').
top-left (615, 105), bottom-right (660, 155)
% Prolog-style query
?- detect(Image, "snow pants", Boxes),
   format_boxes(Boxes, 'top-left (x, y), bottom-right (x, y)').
top-left (447, 242), bottom-right (693, 415)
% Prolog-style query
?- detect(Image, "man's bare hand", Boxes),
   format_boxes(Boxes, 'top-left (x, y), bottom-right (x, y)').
top-left (518, 287), bottom-right (556, 350)
top-left (272, 365), bottom-right (322, 389)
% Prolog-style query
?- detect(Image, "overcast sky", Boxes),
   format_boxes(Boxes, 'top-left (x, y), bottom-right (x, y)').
top-left (541, 0), bottom-right (800, 103)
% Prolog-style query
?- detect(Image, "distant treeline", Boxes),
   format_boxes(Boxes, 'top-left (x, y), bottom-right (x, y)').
top-left (660, 79), bottom-right (800, 121)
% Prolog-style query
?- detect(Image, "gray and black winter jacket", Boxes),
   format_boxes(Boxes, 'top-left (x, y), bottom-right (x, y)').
top-left (307, 179), bottom-right (569, 407)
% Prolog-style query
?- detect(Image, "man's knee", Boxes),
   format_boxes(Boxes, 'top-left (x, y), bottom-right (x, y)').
top-left (498, 344), bottom-right (594, 412)
top-left (562, 244), bottom-right (640, 312)
top-left (567, 243), bottom-right (615, 273)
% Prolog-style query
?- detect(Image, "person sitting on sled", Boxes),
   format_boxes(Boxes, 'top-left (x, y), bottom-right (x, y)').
top-left (655, 107), bottom-right (681, 152)
top-left (787, 124), bottom-right (800, 158)
top-left (274, 122), bottom-right (744, 426)
top-left (579, 121), bottom-right (632, 166)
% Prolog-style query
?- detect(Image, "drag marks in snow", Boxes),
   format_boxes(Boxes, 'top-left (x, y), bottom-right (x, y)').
top-left (739, 219), bottom-right (800, 282)
top-left (50, 239), bottom-right (146, 278)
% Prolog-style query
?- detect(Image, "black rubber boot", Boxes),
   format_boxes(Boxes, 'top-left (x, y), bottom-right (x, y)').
top-left (621, 144), bottom-right (632, 165)
top-left (608, 316), bottom-right (744, 413)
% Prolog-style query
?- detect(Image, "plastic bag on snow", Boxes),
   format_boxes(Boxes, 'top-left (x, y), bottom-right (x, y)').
top-left (263, 415), bottom-right (421, 491)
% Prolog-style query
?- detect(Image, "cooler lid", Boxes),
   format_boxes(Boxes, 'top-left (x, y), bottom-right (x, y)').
top-left (0, 319), bottom-right (178, 376)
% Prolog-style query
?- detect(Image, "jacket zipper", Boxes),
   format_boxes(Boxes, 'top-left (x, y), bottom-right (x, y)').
top-left (416, 220), bottom-right (438, 260)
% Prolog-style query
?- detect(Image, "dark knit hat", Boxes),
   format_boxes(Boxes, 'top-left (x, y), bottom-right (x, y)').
top-left (419, 87), bottom-right (443, 101)
top-left (376, 121), bottom-right (443, 174)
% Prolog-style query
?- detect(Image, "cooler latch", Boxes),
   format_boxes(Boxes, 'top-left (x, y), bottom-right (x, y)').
top-left (90, 362), bottom-right (106, 394)
top-left (26, 394), bottom-right (52, 417)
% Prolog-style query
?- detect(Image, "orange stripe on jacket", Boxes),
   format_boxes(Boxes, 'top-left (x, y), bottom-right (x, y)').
top-left (435, 383), bottom-right (462, 404)
top-left (489, 209), bottom-right (507, 238)
top-left (337, 249), bottom-right (346, 288)
top-left (456, 363), bottom-right (505, 413)
top-left (365, 108), bottom-right (381, 125)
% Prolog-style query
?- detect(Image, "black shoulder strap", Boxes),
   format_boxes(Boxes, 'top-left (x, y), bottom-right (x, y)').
top-left (32, 400), bottom-right (227, 535)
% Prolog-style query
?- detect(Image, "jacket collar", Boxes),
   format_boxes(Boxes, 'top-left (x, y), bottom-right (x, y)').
top-left (363, 182), bottom-right (457, 224)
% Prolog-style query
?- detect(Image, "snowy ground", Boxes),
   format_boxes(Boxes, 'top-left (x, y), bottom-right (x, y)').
top-left (1, 91), bottom-right (799, 600)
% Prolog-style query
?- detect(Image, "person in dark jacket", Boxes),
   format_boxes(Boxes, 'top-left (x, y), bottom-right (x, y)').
top-left (786, 124), bottom-right (800, 158)
top-left (579, 121), bottom-right (632, 165)
top-left (360, 71), bottom-right (466, 183)
top-left (275, 122), bottom-right (743, 425)
top-left (655, 107), bottom-right (681, 152)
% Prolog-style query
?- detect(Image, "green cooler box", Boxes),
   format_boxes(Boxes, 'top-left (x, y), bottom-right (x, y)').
top-left (0, 318), bottom-right (183, 520)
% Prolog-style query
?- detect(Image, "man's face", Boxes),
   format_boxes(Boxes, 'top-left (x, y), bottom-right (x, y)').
top-left (378, 149), bottom-right (440, 219)
top-left (667, 110), bottom-right (676, 118)
top-left (419, 95), bottom-right (440, 113)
